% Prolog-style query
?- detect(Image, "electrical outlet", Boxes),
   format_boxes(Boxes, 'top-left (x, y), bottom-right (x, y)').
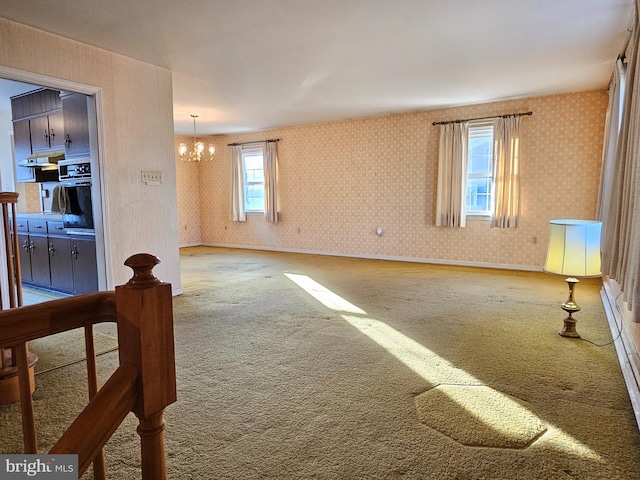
top-left (141, 170), bottom-right (163, 185)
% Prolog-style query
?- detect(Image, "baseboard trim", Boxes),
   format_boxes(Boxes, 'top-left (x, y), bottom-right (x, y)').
top-left (179, 242), bottom-right (202, 248)
top-left (601, 280), bottom-right (640, 430)
top-left (198, 243), bottom-right (542, 272)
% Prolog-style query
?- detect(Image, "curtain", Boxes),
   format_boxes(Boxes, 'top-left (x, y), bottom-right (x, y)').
top-left (230, 145), bottom-right (246, 222)
top-left (601, 1), bottom-right (640, 320)
top-left (436, 122), bottom-right (468, 227)
top-left (597, 58), bottom-right (625, 226)
top-left (491, 116), bottom-right (521, 228)
top-left (263, 141), bottom-right (279, 223)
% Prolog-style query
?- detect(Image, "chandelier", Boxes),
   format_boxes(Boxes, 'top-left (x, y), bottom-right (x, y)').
top-left (179, 114), bottom-right (214, 162)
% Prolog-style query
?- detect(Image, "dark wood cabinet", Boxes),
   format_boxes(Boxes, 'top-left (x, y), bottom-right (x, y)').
top-left (70, 236), bottom-right (98, 294)
top-left (25, 219), bottom-right (50, 287)
top-left (61, 93), bottom-right (91, 158)
top-left (17, 233), bottom-right (32, 283)
top-left (29, 111), bottom-right (64, 152)
top-left (12, 119), bottom-right (35, 183)
top-left (12, 217), bottom-right (98, 294)
top-left (48, 234), bottom-right (74, 292)
top-left (29, 233), bottom-right (51, 286)
top-left (11, 88), bottom-right (65, 183)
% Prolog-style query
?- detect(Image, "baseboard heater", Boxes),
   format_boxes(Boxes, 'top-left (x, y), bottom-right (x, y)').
top-left (601, 280), bottom-right (640, 431)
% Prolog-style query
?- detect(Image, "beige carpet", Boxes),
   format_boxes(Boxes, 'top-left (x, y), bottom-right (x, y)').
top-left (1, 246), bottom-right (640, 479)
top-left (29, 325), bottom-right (119, 374)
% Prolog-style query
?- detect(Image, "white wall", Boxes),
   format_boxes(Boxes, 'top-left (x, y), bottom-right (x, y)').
top-left (0, 109), bottom-right (14, 191)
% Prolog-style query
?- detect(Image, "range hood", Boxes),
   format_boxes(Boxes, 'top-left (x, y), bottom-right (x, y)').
top-left (19, 149), bottom-right (65, 170)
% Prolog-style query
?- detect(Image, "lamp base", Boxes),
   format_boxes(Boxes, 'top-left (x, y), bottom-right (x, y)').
top-left (558, 277), bottom-right (581, 338)
top-left (558, 313), bottom-right (580, 338)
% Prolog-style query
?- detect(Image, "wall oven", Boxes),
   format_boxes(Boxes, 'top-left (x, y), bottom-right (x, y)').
top-left (58, 158), bottom-right (94, 230)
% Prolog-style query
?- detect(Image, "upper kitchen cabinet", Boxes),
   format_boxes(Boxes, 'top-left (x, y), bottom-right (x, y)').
top-left (11, 88), bottom-right (62, 120)
top-left (10, 88), bottom-right (80, 183)
top-left (61, 92), bottom-right (91, 158)
top-left (12, 116), bottom-right (59, 183)
top-left (12, 118), bottom-right (35, 183)
top-left (11, 89), bottom-right (64, 153)
top-left (29, 111), bottom-right (65, 153)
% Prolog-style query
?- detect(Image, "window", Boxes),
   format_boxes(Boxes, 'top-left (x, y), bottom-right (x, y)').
top-left (466, 124), bottom-right (494, 216)
top-left (242, 145), bottom-right (265, 212)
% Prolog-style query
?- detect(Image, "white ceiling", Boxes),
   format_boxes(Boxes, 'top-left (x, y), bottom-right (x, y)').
top-left (0, 0), bottom-right (634, 135)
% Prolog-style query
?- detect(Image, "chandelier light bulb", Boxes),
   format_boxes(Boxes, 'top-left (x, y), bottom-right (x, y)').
top-left (179, 114), bottom-right (215, 162)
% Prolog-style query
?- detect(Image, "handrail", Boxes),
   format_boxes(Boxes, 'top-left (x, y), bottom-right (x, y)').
top-left (0, 292), bottom-right (116, 347)
top-left (50, 363), bottom-right (139, 476)
top-left (0, 253), bottom-right (176, 479)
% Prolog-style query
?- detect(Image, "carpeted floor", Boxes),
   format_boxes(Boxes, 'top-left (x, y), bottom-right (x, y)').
top-left (2, 246), bottom-right (640, 479)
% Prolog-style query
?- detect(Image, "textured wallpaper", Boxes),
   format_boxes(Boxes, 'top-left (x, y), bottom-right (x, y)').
top-left (175, 134), bottom-right (202, 246)
top-left (176, 90), bottom-right (607, 269)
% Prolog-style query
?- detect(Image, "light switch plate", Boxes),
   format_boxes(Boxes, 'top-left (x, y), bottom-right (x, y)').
top-left (141, 170), bottom-right (163, 185)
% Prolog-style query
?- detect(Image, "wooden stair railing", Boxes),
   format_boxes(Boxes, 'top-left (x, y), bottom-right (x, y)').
top-left (0, 253), bottom-right (177, 480)
top-left (0, 192), bottom-right (38, 454)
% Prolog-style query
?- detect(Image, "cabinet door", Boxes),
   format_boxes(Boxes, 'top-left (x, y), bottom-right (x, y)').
top-left (49, 235), bottom-right (74, 292)
top-left (47, 111), bottom-right (65, 150)
top-left (29, 234), bottom-right (51, 286)
top-left (62, 93), bottom-right (91, 158)
top-left (17, 233), bottom-right (32, 283)
top-left (71, 237), bottom-right (98, 294)
top-left (12, 119), bottom-right (36, 182)
top-left (29, 115), bottom-right (51, 152)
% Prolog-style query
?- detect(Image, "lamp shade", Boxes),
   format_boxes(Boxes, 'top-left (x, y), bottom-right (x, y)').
top-left (543, 219), bottom-right (602, 277)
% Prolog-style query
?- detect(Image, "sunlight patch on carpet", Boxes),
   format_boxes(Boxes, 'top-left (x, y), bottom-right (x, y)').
top-left (414, 385), bottom-right (546, 448)
top-left (285, 273), bottom-right (366, 315)
top-left (286, 273), bottom-right (601, 458)
top-left (342, 314), bottom-right (601, 459)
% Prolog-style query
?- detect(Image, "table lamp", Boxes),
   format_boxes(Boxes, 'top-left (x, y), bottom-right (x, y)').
top-left (543, 219), bottom-right (602, 338)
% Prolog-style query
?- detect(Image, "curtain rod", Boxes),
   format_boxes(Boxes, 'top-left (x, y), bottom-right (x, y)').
top-left (227, 138), bottom-right (280, 146)
top-left (432, 111), bottom-right (533, 126)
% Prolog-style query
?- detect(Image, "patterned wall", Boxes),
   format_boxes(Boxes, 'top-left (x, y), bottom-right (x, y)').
top-left (175, 134), bottom-right (202, 246)
top-left (176, 90), bottom-right (607, 269)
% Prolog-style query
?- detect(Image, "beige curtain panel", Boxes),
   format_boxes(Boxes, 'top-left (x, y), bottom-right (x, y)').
top-left (436, 122), bottom-right (468, 227)
top-left (230, 145), bottom-right (246, 222)
top-left (600, 0), bottom-right (640, 320)
top-left (263, 141), bottom-right (279, 223)
top-left (491, 116), bottom-right (521, 228)
top-left (597, 58), bottom-right (625, 225)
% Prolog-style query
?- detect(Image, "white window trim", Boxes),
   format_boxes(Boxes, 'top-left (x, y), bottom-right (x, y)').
top-left (242, 143), bottom-right (266, 214)
top-left (466, 121), bottom-right (494, 219)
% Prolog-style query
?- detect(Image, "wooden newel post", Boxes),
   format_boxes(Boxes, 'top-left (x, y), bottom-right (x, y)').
top-left (116, 253), bottom-right (177, 480)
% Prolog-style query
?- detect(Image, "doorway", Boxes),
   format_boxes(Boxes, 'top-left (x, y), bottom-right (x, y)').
top-left (0, 67), bottom-right (109, 295)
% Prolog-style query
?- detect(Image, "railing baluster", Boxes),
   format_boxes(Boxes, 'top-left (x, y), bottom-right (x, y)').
top-left (15, 341), bottom-right (36, 453)
top-left (85, 324), bottom-right (107, 480)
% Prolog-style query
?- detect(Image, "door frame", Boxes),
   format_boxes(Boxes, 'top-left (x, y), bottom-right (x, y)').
top-left (0, 65), bottom-right (111, 291)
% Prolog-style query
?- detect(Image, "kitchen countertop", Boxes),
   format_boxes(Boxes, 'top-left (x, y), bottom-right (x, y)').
top-left (14, 212), bottom-right (63, 221)
top-left (12, 213), bottom-right (95, 236)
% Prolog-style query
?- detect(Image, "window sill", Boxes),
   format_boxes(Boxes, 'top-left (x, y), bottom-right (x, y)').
top-left (466, 214), bottom-right (492, 221)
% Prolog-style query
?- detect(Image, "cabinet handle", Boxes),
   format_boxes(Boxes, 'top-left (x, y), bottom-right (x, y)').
top-left (49, 242), bottom-right (55, 256)
top-left (33, 225), bottom-right (43, 229)
top-left (65, 134), bottom-right (72, 145)
top-left (22, 240), bottom-right (29, 250)
top-left (72, 246), bottom-right (78, 260)
top-left (29, 241), bottom-right (34, 253)
top-left (43, 130), bottom-right (49, 140)
top-left (49, 129), bottom-right (55, 140)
